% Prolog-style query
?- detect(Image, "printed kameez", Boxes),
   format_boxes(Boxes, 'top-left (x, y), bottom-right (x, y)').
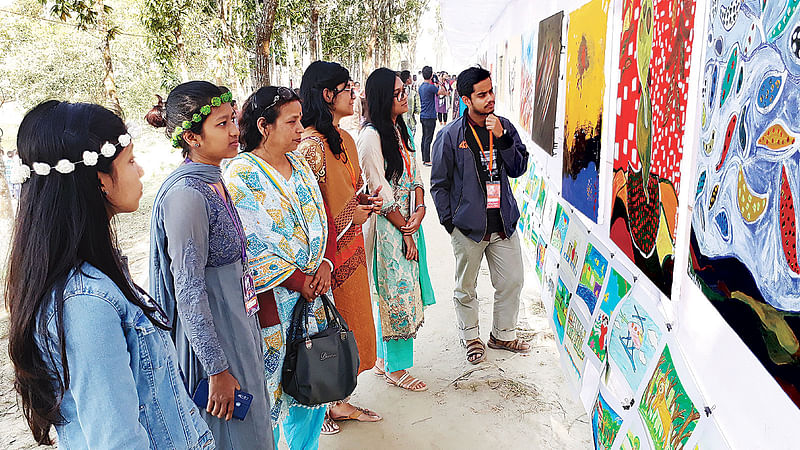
top-left (356, 125), bottom-right (436, 373)
top-left (298, 127), bottom-right (377, 374)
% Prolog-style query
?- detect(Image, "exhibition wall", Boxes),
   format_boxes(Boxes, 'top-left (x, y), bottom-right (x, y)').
top-left (438, 0), bottom-right (800, 448)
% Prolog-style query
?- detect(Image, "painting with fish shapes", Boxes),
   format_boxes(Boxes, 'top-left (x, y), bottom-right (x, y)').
top-left (689, 0), bottom-right (800, 407)
top-left (610, 0), bottom-right (698, 297)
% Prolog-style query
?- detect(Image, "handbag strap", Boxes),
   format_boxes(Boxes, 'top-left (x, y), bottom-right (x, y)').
top-left (287, 293), bottom-right (351, 343)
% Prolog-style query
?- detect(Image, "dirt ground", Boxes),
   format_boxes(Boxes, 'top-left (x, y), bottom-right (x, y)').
top-left (0, 121), bottom-right (591, 449)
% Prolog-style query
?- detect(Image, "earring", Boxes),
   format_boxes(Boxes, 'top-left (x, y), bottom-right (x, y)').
top-left (194, 143), bottom-right (199, 148)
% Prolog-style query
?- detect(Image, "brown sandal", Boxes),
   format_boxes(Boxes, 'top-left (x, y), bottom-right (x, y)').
top-left (385, 370), bottom-right (428, 392)
top-left (330, 405), bottom-right (383, 422)
top-left (487, 333), bottom-right (531, 354)
top-left (373, 359), bottom-right (385, 377)
top-left (465, 339), bottom-right (486, 364)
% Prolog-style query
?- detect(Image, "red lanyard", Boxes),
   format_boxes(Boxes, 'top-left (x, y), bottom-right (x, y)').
top-left (468, 124), bottom-right (494, 174)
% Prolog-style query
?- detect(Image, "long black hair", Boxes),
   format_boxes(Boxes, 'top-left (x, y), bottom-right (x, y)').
top-left (299, 61), bottom-right (351, 155)
top-left (145, 81), bottom-right (226, 156)
top-left (5, 101), bottom-right (166, 445)
top-left (239, 86), bottom-right (301, 152)
top-left (364, 67), bottom-right (411, 182)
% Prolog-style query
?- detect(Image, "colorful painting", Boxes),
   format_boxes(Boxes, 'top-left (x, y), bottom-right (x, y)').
top-left (519, 31), bottom-right (537, 135)
top-left (532, 11), bottom-right (564, 154)
top-left (588, 268), bottom-right (632, 362)
top-left (539, 183), bottom-right (559, 242)
top-left (592, 391), bottom-right (624, 450)
top-left (551, 203), bottom-right (571, 251)
top-left (577, 243), bottom-right (610, 313)
top-left (553, 276), bottom-right (572, 343)
top-left (610, 0), bottom-right (698, 296)
top-left (561, 219), bottom-right (587, 278)
top-left (561, 0), bottom-right (609, 222)
top-left (639, 345), bottom-right (701, 450)
top-left (564, 307), bottom-right (588, 376)
top-left (688, 0), bottom-right (800, 406)
top-left (535, 235), bottom-right (547, 281)
top-left (617, 417), bottom-right (648, 450)
top-left (608, 295), bottom-right (664, 393)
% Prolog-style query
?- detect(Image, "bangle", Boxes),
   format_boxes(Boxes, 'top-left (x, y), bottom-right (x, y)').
top-left (415, 204), bottom-right (426, 212)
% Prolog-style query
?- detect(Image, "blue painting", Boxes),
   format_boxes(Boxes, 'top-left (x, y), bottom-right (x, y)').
top-left (576, 243), bottom-right (610, 314)
top-left (689, 0), bottom-right (800, 406)
top-left (607, 296), bottom-right (663, 393)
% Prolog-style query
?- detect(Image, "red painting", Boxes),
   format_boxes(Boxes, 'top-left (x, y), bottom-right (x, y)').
top-left (610, 0), bottom-right (697, 296)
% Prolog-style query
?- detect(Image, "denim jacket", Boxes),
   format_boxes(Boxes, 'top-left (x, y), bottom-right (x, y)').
top-left (36, 263), bottom-right (214, 449)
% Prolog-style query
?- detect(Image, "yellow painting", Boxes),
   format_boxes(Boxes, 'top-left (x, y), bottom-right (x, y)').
top-left (562, 0), bottom-right (609, 222)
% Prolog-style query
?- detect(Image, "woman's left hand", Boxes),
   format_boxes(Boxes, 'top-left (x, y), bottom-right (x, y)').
top-left (309, 261), bottom-right (332, 297)
top-left (369, 186), bottom-right (383, 213)
top-left (401, 208), bottom-right (425, 235)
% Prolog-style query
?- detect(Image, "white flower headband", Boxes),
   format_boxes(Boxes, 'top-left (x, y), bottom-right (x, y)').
top-left (9, 134), bottom-right (132, 184)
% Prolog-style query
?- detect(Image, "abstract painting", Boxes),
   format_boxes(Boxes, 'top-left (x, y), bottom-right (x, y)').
top-left (688, 0), bottom-right (800, 406)
top-left (562, 0), bottom-right (610, 222)
top-left (519, 31), bottom-right (537, 135)
top-left (564, 307), bottom-right (588, 376)
top-left (577, 243), bottom-right (611, 314)
top-left (587, 268), bottom-right (632, 362)
top-left (608, 295), bottom-right (664, 393)
top-left (610, 0), bottom-right (697, 296)
top-left (639, 345), bottom-right (701, 450)
top-left (553, 276), bottom-right (573, 343)
top-left (592, 390), bottom-right (624, 450)
top-left (532, 11), bottom-right (564, 154)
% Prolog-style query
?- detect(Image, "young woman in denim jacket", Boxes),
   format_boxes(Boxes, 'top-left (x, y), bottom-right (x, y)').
top-left (5, 101), bottom-right (213, 448)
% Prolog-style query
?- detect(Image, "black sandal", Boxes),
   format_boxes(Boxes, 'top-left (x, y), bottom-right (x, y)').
top-left (465, 339), bottom-right (486, 364)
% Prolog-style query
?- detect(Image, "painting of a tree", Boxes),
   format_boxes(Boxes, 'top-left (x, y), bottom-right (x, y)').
top-left (638, 345), bottom-right (701, 449)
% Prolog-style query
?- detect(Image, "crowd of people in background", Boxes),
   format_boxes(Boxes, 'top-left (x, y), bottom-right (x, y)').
top-left (4, 60), bottom-right (529, 449)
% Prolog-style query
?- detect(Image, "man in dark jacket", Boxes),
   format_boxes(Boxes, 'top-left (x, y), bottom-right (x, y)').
top-left (431, 66), bottom-right (531, 364)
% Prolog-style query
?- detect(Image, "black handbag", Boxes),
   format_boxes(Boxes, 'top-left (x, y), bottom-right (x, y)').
top-left (282, 294), bottom-right (360, 405)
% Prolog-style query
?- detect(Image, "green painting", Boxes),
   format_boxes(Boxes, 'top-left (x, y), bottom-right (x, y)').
top-left (639, 345), bottom-right (701, 450)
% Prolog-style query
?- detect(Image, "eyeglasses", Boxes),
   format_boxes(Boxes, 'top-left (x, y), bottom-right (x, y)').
top-left (330, 82), bottom-right (356, 99)
top-left (254, 86), bottom-right (295, 112)
top-left (393, 89), bottom-right (408, 101)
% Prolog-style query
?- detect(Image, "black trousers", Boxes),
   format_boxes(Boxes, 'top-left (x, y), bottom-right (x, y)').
top-left (421, 118), bottom-right (437, 163)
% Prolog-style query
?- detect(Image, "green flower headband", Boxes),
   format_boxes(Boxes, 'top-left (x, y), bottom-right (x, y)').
top-left (171, 91), bottom-right (234, 148)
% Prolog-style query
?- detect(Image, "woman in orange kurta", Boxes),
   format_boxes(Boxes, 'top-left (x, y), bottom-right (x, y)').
top-left (298, 61), bottom-right (382, 435)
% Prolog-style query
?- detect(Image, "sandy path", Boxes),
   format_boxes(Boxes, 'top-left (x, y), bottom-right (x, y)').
top-left (0, 123), bottom-right (592, 449)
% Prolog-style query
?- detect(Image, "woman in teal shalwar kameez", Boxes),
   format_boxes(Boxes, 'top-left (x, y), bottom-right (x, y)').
top-left (357, 68), bottom-right (436, 392)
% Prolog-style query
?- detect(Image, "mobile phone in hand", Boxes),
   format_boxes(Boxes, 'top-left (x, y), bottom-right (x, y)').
top-left (192, 378), bottom-right (253, 421)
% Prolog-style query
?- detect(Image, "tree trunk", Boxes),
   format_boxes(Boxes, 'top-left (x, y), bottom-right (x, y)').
top-left (254, 0), bottom-right (279, 87)
top-left (176, 28), bottom-right (189, 82)
top-left (309, 0), bottom-right (321, 62)
top-left (98, 1), bottom-right (122, 116)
